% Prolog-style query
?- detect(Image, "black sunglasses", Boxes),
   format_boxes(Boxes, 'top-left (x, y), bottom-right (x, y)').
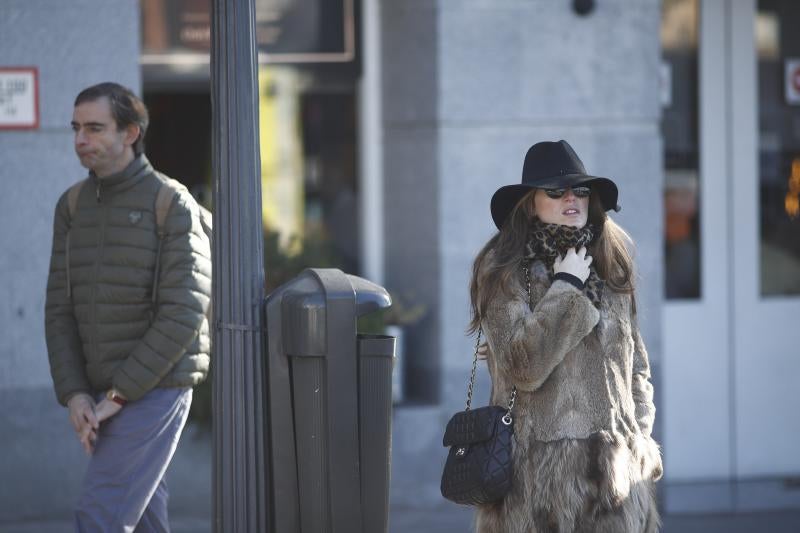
top-left (542, 186), bottom-right (591, 199)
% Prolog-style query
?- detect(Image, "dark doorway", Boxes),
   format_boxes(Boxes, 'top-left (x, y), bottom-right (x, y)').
top-left (143, 92), bottom-right (213, 207)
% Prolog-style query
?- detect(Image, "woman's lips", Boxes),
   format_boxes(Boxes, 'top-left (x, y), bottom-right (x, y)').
top-left (563, 208), bottom-right (580, 215)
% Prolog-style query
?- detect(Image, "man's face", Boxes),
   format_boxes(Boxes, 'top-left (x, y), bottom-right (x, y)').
top-left (71, 97), bottom-right (137, 177)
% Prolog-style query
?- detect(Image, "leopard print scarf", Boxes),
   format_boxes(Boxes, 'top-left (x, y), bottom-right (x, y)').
top-left (524, 221), bottom-right (604, 308)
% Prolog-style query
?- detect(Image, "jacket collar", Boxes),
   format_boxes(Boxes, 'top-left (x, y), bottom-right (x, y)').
top-left (89, 154), bottom-right (153, 196)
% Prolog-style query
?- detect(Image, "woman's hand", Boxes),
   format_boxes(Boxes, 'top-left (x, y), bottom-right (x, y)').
top-left (553, 246), bottom-right (592, 283)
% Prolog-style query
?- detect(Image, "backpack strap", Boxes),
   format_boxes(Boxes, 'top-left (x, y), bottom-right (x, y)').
top-left (150, 175), bottom-right (212, 328)
top-left (64, 179), bottom-right (88, 298)
top-left (151, 179), bottom-right (180, 309)
top-left (66, 179), bottom-right (87, 220)
top-left (154, 180), bottom-right (179, 239)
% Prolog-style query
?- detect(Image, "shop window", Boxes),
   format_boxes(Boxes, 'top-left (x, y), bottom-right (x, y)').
top-left (662, 0), bottom-right (702, 300)
top-left (756, 0), bottom-right (800, 296)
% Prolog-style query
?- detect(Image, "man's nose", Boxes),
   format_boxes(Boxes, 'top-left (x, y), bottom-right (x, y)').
top-left (75, 130), bottom-right (87, 144)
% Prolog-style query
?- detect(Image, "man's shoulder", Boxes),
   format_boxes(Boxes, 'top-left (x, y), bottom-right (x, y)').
top-left (148, 170), bottom-right (210, 238)
top-left (150, 170), bottom-right (196, 205)
top-left (54, 176), bottom-right (91, 219)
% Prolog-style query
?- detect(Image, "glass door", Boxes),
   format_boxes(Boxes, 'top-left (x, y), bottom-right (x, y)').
top-left (663, 0), bottom-right (800, 485)
top-left (662, 0), bottom-right (734, 482)
top-left (730, 0), bottom-right (800, 477)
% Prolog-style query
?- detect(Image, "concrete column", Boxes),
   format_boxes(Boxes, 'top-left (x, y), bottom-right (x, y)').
top-left (382, 1), bottom-right (442, 404)
top-left (358, 0), bottom-right (386, 285)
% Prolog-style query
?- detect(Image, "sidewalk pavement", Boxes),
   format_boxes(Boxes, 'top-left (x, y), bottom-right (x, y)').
top-left (389, 504), bottom-right (800, 532)
top-left (5, 424), bottom-right (799, 532)
top-left (3, 506), bottom-right (800, 532)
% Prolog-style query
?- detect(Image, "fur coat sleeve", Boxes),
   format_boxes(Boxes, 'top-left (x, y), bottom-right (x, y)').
top-left (632, 325), bottom-right (656, 437)
top-left (484, 274), bottom-right (600, 393)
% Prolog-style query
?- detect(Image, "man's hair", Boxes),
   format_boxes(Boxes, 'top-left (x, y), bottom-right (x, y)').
top-left (75, 82), bottom-right (149, 155)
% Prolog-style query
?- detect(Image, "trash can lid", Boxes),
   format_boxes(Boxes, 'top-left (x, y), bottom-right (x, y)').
top-left (347, 274), bottom-right (392, 317)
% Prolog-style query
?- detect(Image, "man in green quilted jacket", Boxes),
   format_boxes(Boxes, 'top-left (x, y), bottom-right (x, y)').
top-left (44, 82), bottom-right (212, 532)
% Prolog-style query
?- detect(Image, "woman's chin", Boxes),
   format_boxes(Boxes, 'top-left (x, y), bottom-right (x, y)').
top-left (561, 219), bottom-right (586, 229)
top-left (538, 216), bottom-right (588, 229)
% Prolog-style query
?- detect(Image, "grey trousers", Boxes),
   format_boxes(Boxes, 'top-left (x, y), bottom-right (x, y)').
top-left (74, 387), bottom-right (193, 533)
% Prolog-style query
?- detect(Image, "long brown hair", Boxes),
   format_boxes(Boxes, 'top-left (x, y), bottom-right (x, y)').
top-left (468, 190), bottom-right (635, 333)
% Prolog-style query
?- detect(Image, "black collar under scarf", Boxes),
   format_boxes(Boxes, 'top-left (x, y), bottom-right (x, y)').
top-left (524, 221), bottom-right (604, 308)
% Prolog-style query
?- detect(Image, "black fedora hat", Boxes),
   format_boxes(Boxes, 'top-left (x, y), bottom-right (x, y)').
top-left (490, 140), bottom-right (620, 230)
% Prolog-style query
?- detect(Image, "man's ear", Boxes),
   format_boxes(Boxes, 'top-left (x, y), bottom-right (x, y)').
top-left (123, 123), bottom-right (141, 147)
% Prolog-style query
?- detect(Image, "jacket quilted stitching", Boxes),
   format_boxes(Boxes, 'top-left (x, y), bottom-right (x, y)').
top-left (45, 156), bottom-right (212, 404)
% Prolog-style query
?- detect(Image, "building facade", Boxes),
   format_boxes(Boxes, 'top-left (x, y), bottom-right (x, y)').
top-left (0, 0), bottom-right (798, 524)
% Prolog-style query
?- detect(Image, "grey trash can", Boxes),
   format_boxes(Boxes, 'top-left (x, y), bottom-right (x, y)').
top-left (357, 333), bottom-right (395, 533)
top-left (264, 268), bottom-right (396, 533)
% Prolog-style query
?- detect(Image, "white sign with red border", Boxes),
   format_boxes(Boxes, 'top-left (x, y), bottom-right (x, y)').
top-left (786, 58), bottom-right (800, 105)
top-left (0, 67), bottom-right (39, 129)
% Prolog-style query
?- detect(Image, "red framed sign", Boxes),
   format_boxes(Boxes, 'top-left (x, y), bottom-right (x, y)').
top-left (0, 67), bottom-right (40, 130)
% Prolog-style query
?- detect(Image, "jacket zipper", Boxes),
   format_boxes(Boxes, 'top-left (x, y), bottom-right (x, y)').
top-left (90, 182), bottom-right (105, 365)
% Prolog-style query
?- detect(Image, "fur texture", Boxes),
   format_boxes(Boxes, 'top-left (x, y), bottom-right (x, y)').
top-left (475, 256), bottom-right (662, 532)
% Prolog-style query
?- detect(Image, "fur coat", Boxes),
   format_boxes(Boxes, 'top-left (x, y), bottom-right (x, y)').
top-left (475, 257), bottom-right (662, 533)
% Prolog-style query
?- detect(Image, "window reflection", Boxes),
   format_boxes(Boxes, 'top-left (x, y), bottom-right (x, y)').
top-left (140, 0), bottom-right (361, 296)
top-left (662, 0), bottom-right (701, 299)
top-left (758, 1), bottom-right (800, 296)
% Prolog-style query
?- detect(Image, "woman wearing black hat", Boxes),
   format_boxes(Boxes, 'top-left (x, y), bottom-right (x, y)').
top-left (469, 141), bottom-right (662, 532)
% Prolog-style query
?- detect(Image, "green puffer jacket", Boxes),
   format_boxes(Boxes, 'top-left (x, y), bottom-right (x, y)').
top-left (45, 155), bottom-right (212, 405)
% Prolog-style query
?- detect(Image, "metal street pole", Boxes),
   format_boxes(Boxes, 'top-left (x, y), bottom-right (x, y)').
top-left (210, 0), bottom-right (269, 532)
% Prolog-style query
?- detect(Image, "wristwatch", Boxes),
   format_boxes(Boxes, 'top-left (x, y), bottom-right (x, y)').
top-left (106, 389), bottom-right (128, 406)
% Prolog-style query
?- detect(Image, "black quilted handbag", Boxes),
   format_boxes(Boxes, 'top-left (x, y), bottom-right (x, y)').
top-left (440, 329), bottom-right (517, 505)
